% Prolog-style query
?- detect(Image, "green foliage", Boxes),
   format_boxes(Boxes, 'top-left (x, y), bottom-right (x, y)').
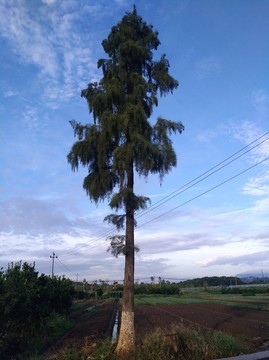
top-left (135, 295), bottom-right (184, 305)
top-left (0, 261), bottom-right (75, 358)
top-left (45, 312), bottom-right (71, 341)
top-left (67, 5), bottom-right (183, 221)
top-left (134, 282), bottom-right (180, 295)
top-left (221, 286), bottom-right (269, 295)
top-left (104, 214), bottom-right (126, 230)
top-left (75, 289), bottom-right (89, 299)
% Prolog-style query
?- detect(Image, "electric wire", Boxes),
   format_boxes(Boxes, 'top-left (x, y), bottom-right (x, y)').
top-left (77, 155), bottom-right (269, 251)
top-left (56, 256), bottom-right (73, 274)
top-left (58, 150), bottom-right (269, 280)
top-left (58, 132), bottom-right (269, 258)
top-left (56, 257), bottom-right (78, 281)
top-left (137, 155), bottom-right (269, 229)
top-left (62, 133), bottom-right (268, 254)
top-left (58, 153), bottom-right (268, 281)
top-left (135, 132), bottom-right (269, 219)
top-left (61, 228), bottom-right (114, 255)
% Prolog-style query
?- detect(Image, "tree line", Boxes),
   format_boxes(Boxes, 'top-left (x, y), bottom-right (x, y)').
top-left (179, 276), bottom-right (244, 288)
top-left (75, 276), bottom-right (247, 297)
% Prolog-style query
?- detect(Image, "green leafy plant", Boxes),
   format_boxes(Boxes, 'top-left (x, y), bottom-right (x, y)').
top-left (0, 262), bottom-right (75, 358)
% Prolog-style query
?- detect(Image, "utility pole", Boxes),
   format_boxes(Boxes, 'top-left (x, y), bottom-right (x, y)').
top-left (75, 273), bottom-right (79, 291)
top-left (50, 252), bottom-right (58, 277)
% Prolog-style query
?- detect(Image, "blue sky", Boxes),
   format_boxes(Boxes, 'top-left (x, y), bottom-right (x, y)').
top-left (1, 0), bottom-right (269, 283)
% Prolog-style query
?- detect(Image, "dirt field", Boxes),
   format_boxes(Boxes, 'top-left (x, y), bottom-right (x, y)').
top-left (135, 303), bottom-right (269, 350)
top-left (46, 300), bottom-right (269, 356)
top-left (46, 300), bottom-right (116, 356)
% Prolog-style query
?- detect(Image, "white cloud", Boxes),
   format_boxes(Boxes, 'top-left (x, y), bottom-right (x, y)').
top-left (252, 197), bottom-right (269, 213)
top-left (21, 106), bottom-right (39, 131)
top-left (0, 1), bottom-right (58, 77)
top-left (114, 0), bottom-right (129, 6)
top-left (230, 121), bottom-right (269, 197)
top-left (3, 90), bottom-right (17, 97)
top-left (231, 120), bottom-right (269, 162)
top-left (195, 56), bottom-right (221, 79)
top-left (196, 129), bottom-right (218, 143)
top-left (41, 0), bottom-right (57, 5)
top-left (232, 120), bottom-right (262, 145)
top-left (0, 197), bottom-right (106, 237)
top-left (251, 89), bottom-right (268, 114)
top-left (243, 170), bottom-right (269, 196)
top-left (198, 250), bottom-right (269, 268)
top-left (0, 0), bottom-right (99, 107)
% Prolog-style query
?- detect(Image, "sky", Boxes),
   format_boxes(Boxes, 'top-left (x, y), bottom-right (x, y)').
top-left (0, 0), bottom-right (269, 283)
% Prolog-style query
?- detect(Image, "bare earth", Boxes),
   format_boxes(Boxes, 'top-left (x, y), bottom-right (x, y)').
top-left (47, 300), bottom-right (269, 355)
top-left (135, 303), bottom-right (269, 350)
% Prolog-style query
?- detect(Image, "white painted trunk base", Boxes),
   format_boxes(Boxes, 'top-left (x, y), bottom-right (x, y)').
top-left (115, 311), bottom-right (135, 353)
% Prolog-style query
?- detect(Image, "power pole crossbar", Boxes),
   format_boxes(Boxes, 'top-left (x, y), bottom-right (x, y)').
top-left (50, 252), bottom-right (58, 277)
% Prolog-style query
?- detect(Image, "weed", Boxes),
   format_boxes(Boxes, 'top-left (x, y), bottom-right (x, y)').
top-left (75, 323), bottom-right (252, 360)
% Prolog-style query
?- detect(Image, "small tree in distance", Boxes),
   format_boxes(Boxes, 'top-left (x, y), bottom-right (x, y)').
top-left (67, 6), bottom-right (184, 354)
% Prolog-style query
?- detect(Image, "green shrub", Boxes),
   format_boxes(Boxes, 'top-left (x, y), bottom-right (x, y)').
top-left (45, 312), bottom-right (72, 340)
top-left (0, 261), bottom-right (75, 358)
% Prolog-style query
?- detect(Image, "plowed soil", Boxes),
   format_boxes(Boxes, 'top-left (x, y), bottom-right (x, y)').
top-left (46, 300), bottom-right (269, 356)
top-left (135, 303), bottom-right (269, 350)
top-left (46, 300), bottom-right (116, 357)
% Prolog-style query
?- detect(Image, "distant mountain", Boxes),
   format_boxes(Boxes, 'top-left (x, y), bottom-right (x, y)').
top-left (236, 271), bottom-right (269, 284)
top-left (237, 271), bottom-right (269, 279)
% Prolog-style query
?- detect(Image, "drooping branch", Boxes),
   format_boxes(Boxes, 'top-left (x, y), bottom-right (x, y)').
top-left (107, 235), bottom-right (140, 258)
top-left (104, 214), bottom-right (126, 230)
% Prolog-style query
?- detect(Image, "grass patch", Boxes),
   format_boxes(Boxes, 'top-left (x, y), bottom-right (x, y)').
top-left (133, 325), bottom-right (252, 360)
top-left (45, 312), bottom-right (72, 341)
top-left (197, 292), bottom-right (269, 311)
top-left (71, 300), bottom-right (90, 310)
top-left (135, 294), bottom-right (209, 305)
top-left (135, 291), bottom-right (269, 310)
top-left (50, 324), bottom-right (251, 360)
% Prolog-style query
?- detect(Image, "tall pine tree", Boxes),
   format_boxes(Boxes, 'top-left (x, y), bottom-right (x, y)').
top-left (67, 6), bottom-right (184, 354)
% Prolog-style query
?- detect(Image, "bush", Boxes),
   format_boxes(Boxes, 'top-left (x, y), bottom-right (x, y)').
top-left (0, 261), bottom-right (75, 358)
top-left (221, 286), bottom-right (268, 295)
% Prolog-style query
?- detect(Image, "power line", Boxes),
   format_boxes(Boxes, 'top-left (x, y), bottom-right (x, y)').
top-left (135, 132), bottom-right (269, 219)
top-left (61, 228), bottom-right (113, 255)
top-left (137, 156), bottom-right (269, 229)
top-left (56, 257), bottom-right (72, 274)
top-left (56, 257), bottom-right (78, 281)
top-left (59, 132), bottom-right (269, 255)
top-left (79, 154), bottom-right (269, 252)
top-left (56, 153), bottom-right (268, 279)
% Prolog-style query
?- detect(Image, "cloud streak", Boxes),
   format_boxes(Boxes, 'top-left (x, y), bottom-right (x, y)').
top-left (230, 121), bottom-right (269, 197)
top-left (198, 250), bottom-right (269, 267)
top-left (0, 0), bottom-right (100, 107)
top-left (195, 56), bottom-right (221, 79)
top-left (0, 197), bottom-right (107, 237)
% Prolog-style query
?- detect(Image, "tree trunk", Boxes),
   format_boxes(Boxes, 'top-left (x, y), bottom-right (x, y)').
top-left (115, 164), bottom-right (135, 354)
